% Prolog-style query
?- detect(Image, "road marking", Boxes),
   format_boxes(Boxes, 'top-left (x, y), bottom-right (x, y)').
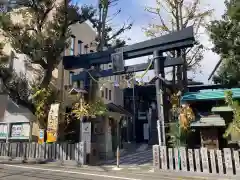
top-left (3, 164), bottom-right (142, 180)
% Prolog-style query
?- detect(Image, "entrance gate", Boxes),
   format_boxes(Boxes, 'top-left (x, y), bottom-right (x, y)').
top-left (63, 26), bottom-right (195, 145)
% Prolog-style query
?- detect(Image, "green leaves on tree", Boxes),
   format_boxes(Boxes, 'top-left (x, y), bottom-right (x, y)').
top-left (223, 90), bottom-right (240, 139)
top-left (208, 0), bottom-right (240, 85)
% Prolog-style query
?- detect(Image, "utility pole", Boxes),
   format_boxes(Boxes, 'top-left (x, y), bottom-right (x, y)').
top-left (154, 50), bottom-right (166, 146)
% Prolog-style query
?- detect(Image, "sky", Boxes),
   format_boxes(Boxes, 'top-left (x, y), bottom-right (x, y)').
top-left (76, 0), bottom-right (226, 84)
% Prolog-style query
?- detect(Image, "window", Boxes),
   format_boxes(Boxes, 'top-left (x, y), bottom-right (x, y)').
top-left (78, 40), bottom-right (82, 54)
top-left (105, 88), bottom-right (108, 99)
top-left (70, 35), bottom-right (75, 55)
top-left (109, 89), bottom-right (112, 100)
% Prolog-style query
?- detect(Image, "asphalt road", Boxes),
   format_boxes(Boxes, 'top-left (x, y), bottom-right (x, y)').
top-left (0, 164), bottom-right (236, 180)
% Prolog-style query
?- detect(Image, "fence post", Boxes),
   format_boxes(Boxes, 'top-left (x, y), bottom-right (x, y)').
top-left (160, 146), bottom-right (167, 170)
top-left (153, 145), bottom-right (160, 169)
top-left (216, 150), bottom-right (224, 174)
top-left (200, 148), bottom-right (209, 173)
top-left (194, 149), bottom-right (201, 172)
top-left (76, 142), bottom-right (86, 165)
top-left (188, 149), bottom-right (194, 172)
top-left (168, 148), bottom-right (174, 170)
top-left (233, 151), bottom-right (240, 174)
top-left (224, 148), bottom-right (233, 175)
top-left (174, 148), bottom-right (180, 171)
top-left (209, 149), bottom-right (217, 174)
top-left (180, 147), bottom-right (187, 171)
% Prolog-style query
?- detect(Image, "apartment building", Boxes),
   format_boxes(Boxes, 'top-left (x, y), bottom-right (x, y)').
top-left (98, 64), bottom-right (125, 106)
top-left (56, 21), bottom-right (97, 107)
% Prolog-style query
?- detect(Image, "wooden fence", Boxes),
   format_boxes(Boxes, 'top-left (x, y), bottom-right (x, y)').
top-left (0, 142), bottom-right (86, 165)
top-left (153, 145), bottom-right (240, 175)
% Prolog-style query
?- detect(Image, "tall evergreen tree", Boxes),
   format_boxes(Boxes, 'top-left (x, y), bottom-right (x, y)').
top-left (0, 0), bottom-right (95, 88)
top-left (208, 0), bottom-right (240, 85)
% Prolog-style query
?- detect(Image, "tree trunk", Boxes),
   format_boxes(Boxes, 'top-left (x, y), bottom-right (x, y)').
top-left (40, 68), bottom-right (53, 88)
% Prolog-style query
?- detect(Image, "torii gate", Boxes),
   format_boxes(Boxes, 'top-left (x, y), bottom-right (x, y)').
top-left (63, 26), bottom-right (195, 146)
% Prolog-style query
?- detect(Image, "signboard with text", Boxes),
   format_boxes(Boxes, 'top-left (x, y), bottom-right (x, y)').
top-left (47, 103), bottom-right (60, 143)
top-left (10, 123), bottom-right (30, 139)
top-left (81, 122), bottom-right (91, 154)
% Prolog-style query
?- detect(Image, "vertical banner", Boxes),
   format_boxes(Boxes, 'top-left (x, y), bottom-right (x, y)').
top-left (47, 103), bottom-right (60, 143)
top-left (38, 129), bottom-right (44, 144)
top-left (81, 122), bottom-right (91, 154)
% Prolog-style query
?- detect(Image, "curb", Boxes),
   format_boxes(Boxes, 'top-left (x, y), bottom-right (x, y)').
top-left (151, 169), bottom-right (239, 180)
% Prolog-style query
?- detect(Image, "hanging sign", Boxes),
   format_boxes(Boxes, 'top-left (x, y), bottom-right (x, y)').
top-left (47, 103), bottom-right (60, 143)
top-left (38, 129), bottom-right (44, 144)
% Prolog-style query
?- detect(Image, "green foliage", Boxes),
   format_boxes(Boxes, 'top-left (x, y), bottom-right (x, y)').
top-left (208, 0), bottom-right (240, 85)
top-left (0, 61), bottom-right (32, 110)
top-left (31, 86), bottom-right (57, 128)
top-left (0, 0), bottom-right (95, 88)
top-left (223, 90), bottom-right (240, 138)
top-left (70, 98), bottom-right (108, 120)
top-left (168, 120), bottom-right (192, 147)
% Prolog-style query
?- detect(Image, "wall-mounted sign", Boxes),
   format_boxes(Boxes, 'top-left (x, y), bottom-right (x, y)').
top-left (82, 122), bottom-right (91, 154)
top-left (47, 103), bottom-right (60, 143)
top-left (11, 123), bottom-right (30, 138)
top-left (0, 124), bottom-right (8, 138)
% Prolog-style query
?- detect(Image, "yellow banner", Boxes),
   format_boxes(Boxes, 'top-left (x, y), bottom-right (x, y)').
top-left (47, 103), bottom-right (60, 143)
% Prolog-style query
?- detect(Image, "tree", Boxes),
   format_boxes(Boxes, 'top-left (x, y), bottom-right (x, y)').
top-left (224, 90), bottom-right (240, 141)
top-left (0, 0), bottom-right (95, 88)
top-left (88, 0), bottom-right (133, 51)
top-left (144, 0), bottom-right (212, 85)
top-left (208, 0), bottom-right (240, 86)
